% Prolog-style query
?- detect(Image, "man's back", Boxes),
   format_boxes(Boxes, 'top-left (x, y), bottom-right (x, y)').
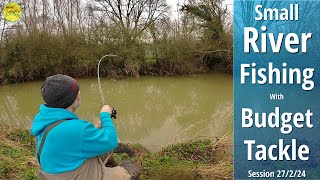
top-left (30, 74), bottom-right (130, 179)
top-left (31, 104), bottom-right (118, 174)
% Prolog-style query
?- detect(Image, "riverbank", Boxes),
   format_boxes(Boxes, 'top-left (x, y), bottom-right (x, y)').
top-left (0, 127), bottom-right (233, 179)
top-left (0, 27), bottom-right (232, 84)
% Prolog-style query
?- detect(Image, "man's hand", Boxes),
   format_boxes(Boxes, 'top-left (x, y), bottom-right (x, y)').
top-left (95, 105), bottom-right (113, 129)
top-left (94, 105), bottom-right (112, 129)
top-left (101, 105), bottom-right (113, 114)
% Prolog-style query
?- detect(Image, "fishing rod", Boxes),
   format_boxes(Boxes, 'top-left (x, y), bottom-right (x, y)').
top-left (97, 54), bottom-right (120, 166)
top-left (97, 54), bottom-right (118, 119)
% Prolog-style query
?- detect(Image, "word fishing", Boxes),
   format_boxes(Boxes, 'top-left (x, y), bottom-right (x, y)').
top-left (240, 62), bottom-right (314, 91)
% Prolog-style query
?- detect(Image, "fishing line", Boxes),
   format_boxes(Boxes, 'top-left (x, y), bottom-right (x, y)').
top-left (97, 54), bottom-right (118, 118)
top-left (97, 54), bottom-right (118, 165)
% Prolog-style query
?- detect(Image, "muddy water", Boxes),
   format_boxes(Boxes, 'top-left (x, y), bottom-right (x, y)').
top-left (0, 73), bottom-right (232, 150)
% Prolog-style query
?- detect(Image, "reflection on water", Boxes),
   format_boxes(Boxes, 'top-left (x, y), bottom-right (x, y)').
top-left (0, 73), bottom-right (232, 150)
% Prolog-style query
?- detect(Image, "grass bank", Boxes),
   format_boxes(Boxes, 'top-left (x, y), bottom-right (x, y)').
top-left (0, 127), bottom-right (233, 179)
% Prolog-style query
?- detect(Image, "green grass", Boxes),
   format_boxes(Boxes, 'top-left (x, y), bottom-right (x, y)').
top-left (138, 139), bottom-right (233, 179)
top-left (160, 140), bottom-right (215, 164)
top-left (0, 128), bottom-right (233, 180)
top-left (114, 153), bottom-right (132, 163)
top-left (0, 128), bottom-right (38, 179)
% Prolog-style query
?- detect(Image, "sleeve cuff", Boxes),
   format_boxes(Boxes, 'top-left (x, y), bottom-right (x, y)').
top-left (100, 112), bottom-right (111, 120)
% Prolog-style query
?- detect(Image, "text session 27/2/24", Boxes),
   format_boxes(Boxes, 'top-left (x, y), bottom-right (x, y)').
top-left (248, 169), bottom-right (306, 178)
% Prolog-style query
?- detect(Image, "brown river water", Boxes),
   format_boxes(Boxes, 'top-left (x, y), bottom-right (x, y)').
top-left (0, 73), bottom-right (232, 150)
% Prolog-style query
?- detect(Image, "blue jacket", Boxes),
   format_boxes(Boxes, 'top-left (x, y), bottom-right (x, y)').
top-left (30, 104), bottom-right (118, 174)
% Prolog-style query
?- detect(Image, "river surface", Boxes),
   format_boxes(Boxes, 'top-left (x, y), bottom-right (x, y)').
top-left (0, 73), bottom-right (232, 150)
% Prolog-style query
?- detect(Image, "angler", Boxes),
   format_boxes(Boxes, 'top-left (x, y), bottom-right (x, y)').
top-left (30, 74), bottom-right (130, 180)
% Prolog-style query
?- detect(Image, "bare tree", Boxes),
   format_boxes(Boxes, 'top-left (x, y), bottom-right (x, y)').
top-left (92, 0), bottom-right (169, 44)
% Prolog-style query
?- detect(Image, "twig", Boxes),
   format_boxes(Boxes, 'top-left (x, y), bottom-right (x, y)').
top-left (196, 49), bottom-right (233, 55)
top-left (173, 120), bottom-right (207, 144)
top-left (212, 129), bottom-right (233, 151)
top-left (183, 127), bottom-right (208, 147)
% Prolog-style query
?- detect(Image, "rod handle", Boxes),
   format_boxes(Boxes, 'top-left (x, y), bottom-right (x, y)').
top-left (111, 108), bottom-right (117, 119)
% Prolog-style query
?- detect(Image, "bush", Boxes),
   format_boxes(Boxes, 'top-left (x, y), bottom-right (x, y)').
top-left (0, 26), bottom-right (233, 84)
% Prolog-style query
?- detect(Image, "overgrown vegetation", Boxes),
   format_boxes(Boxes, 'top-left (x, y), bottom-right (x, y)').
top-left (0, 128), bottom-right (38, 179)
top-left (139, 138), bottom-right (233, 179)
top-left (0, 0), bottom-right (232, 84)
top-left (0, 127), bottom-right (233, 179)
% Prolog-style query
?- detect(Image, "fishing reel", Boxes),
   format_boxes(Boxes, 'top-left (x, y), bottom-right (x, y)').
top-left (111, 108), bottom-right (117, 119)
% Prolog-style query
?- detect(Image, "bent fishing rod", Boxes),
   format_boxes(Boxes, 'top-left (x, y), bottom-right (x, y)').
top-left (97, 54), bottom-right (120, 165)
top-left (97, 54), bottom-right (118, 119)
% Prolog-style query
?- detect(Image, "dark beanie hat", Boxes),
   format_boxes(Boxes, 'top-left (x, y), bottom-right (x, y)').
top-left (41, 74), bottom-right (80, 109)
